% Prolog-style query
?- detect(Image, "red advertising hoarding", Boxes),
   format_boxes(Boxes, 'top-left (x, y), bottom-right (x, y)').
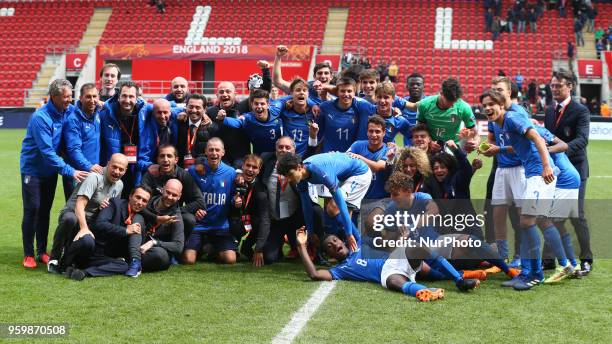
top-left (577, 59), bottom-right (602, 79)
top-left (66, 53), bottom-right (88, 71)
top-left (98, 44), bottom-right (312, 61)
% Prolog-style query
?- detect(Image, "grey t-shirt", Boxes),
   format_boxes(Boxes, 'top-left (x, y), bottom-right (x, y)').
top-left (64, 168), bottom-right (123, 220)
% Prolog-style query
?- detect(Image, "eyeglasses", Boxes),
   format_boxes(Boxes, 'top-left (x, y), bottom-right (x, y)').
top-left (550, 83), bottom-right (570, 89)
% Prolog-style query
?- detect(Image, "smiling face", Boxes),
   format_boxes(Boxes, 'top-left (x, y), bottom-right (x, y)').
top-left (51, 87), bottom-right (73, 112)
top-left (106, 154), bottom-right (128, 183)
top-left (411, 130), bottom-right (431, 151)
top-left (376, 93), bottom-right (393, 116)
top-left (433, 162), bottom-right (449, 182)
top-left (360, 77), bottom-right (378, 97)
top-left (217, 82), bottom-right (236, 108)
top-left (157, 146), bottom-right (178, 175)
top-left (291, 83), bottom-right (309, 108)
top-left (187, 97), bottom-right (205, 123)
top-left (315, 66), bottom-right (331, 84)
top-left (322, 235), bottom-right (349, 260)
top-left (367, 122), bottom-right (384, 148)
top-left (481, 95), bottom-right (504, 123)
top-left (251, 97), bottom-right (269, 121)
top-left (119, 86), bottom-right (138, 115)
top-left (337, 84), bottom-right (355, 108)
top-left (161, 180), bottom-right (182, 208)
top-left (171, 77), bottom-right (189, 102)
top-left (129, 187), bottom-right (151, 213)
top-left (206, 140), bottom-right (225, 170)
top-left (242, 158), bottom-right (261, 183)
top-left (80, 87), bottom-right (99, 115)
top-left (153, 100), bottom-right (171, 127)
top-left (402, 157), bottom-right (417, 177)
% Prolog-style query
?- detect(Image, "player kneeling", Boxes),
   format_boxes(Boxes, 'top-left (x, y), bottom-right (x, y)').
top-left (295, 227), bottom-right (445, 302)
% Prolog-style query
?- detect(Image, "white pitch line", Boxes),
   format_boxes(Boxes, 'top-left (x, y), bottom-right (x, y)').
top-left (271, 281), bottom-right (336, 344)
top-left (590, 175), bottom-right (612, 178)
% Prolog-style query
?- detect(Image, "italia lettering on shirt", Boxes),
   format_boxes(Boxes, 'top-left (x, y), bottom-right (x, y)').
top-left (203, 192), bottom-right (227, 206)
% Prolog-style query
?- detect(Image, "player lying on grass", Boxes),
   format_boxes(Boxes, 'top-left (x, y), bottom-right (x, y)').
top-left (381, 172), bottom-right (519, 282)
top-left (295, 226), bottom-right (447, 302)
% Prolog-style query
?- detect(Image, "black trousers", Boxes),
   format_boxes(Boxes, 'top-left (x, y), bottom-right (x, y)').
top-left (21, 174), bottom-right (57, 257)
top-left (262, 204), bottom-right (324, 264)
top-left (572, 179), bottom-right (592, 262)
top-left (142, 247), bottom-right (171, 272)
top-left (63, 234), bottom-right (129, 277)
top-left (62, 175), bottom-right (75, 202)
top-left (50, 210), bottom-right (78, 261)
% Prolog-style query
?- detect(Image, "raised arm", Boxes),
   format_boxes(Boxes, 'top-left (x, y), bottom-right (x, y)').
top-left (296, 227), bottom-right (333, 281)
top-left (272, 45), bottom-right (292, 94)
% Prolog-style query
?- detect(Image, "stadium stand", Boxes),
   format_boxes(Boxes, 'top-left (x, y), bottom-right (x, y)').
top-left (0, 0), bottom-right (586, 106)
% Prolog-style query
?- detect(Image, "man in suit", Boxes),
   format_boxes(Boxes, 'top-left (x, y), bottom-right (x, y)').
top-left (544, 69), bottom-right (592, 274)
top-left (176, 93), bottom-right (219, 168)
top-left (258, 136), bottom-right (323, 263)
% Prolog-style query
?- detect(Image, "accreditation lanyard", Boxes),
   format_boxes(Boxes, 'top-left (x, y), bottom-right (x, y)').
top-left (124, 205), bottom-right (134, 225)
top-left (187, 125), bottom-right (199, 153)
top-left (278, 175), bottom-right (289, 193)
top-left (119, 117), bottom-right (136, 145)
top-left (555, 102), bottom-right (570, 128)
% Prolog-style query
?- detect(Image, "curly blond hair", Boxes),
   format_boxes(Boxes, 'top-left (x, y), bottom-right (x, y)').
top-left (394, 147), bottom-right (431, 177)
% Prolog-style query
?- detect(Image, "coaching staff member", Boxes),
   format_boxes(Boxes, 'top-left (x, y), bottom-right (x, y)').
top-left (545, 69), bottom-right (592, 274)
top-left (20, 79), bottom-right (89, 269)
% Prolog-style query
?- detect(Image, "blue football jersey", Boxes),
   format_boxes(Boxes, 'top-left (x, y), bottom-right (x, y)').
top-left (318, 98), bottom-right (375, 153)
top-left (535, 126), bottom-right (580, 189)
top-left (330, 250), bottom-right (387, 284)
top-left (299, 152), bottom-right (370, 193)
top-left (487, 103), bottom-right (530, 168)
top-left (498, 111), bottom-right (556, 178)
top-left (348, 140), bottom-right (389, 199)
top-left (189, 161), bottom-right (236, 231)
top-left (223, 108), bottom-right (283, 154)
top-left (280, 107), bottom-right (315, 157)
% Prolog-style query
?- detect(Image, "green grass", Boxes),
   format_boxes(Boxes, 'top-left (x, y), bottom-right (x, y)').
top-left (1, 129), bottom-right (611, 343)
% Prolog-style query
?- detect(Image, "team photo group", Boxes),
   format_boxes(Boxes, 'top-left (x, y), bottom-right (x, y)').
top-left (19, 45), bottom-right (592, 302)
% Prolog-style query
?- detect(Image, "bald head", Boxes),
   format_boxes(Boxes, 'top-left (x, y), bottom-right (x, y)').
top-left (153, 98), bottom-right (171, 127)
top-left (106, 153), bottom-right (129, 183)
top-left (171, 76), bottom-right (189, 102)
top-left (161, 178), bottom-right (183, 208)
top-left (217, 81), bottom-right (236, 108)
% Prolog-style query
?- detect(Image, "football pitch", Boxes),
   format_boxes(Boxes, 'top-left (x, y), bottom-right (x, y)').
top-left (1, 129), bottom-right (611, 343)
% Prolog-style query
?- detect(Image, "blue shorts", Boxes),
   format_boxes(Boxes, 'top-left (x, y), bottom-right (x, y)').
top-left (184, 229), bottom-right (237, 253)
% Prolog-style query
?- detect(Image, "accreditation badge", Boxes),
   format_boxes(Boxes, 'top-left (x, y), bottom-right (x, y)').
top-left (183, 154), bottom-right (195, 169)
top-left (123, 144), bottom-right (137, 164)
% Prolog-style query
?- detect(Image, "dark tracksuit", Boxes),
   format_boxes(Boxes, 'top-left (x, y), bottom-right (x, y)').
top-left (140, 166), bottom-right (205, 240)
top-left (138, 196), bottom-right (185, 272)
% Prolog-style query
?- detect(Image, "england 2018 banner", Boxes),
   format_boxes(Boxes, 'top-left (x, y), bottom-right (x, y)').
top-left (97, 44), bottom-right (313, 61)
